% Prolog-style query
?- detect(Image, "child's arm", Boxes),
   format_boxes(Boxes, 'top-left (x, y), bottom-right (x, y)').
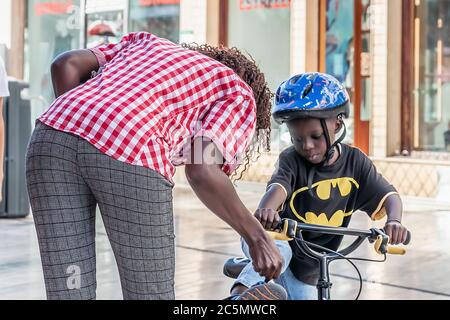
top-left (355, 149), bottom-right (409, 245)
top-left (382, 193), bottom-right (409, 245)
top-left (254, 184), bottom-right (287, 230)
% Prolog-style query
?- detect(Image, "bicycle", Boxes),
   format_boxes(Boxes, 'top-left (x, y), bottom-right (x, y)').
top-left (223, 218), bottom-right (411, 300)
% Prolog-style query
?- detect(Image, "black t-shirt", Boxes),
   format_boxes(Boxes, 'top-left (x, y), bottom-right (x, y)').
top-left (267, 144), bottom-right (397, 284)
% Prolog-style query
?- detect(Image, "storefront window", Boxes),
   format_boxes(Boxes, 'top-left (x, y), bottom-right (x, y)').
top-left (84, 0), bottom-right (127, 47)
top-left (227, 0), bottom-right (291, 149)
top-left (86, 11), bottom-right (124, 48)
top-left (360, 0), bottom-right (372, 122)
top-left (325, 0), bottom-right (354, 145)
top-left (414, 0), bottom-right (450, 151)
top-left (26, 0), bottom-right (81, 120)
top-left (128, 0), bottom-right (180, 43)
top-left (228, 0), bottom-right (290, 93)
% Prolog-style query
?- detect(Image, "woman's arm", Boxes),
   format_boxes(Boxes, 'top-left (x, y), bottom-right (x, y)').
top-left (185, 138), bottom-right (283, 280)
top-left (51, 49), bottom-right (99, 98)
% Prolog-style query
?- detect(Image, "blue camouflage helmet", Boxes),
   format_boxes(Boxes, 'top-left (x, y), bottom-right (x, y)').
top-left (272, 72), bottom-right (350, 124)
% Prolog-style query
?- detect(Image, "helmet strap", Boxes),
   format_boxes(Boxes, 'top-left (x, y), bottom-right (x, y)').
top-left (320, 117), bottom-right (347, 166)
top-left (320, 119), bottom-right (333, 166)
top-left (307, 119), bottom-right (331, 194)
top-left (331, 119), bottom-right (347, 156)
top-left (334, 119), bottom-right (347, 146)
top-left (307, 118), bottom-right (347, 193)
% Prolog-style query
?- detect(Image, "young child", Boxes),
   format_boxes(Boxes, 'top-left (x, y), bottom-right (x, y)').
top-left (228, 72), bottom-right (409, 300)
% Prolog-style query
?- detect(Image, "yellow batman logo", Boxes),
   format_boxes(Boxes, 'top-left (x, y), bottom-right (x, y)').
top-left (303, 210), bottom-right (353, 227)
top-left (312, 177), bottom-right (359, 200)
top-left (289, 177), bottom-right (359, 227)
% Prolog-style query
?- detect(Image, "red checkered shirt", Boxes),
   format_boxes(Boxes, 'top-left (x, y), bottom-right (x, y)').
top-left (38, 32), bottom-right (257, 182)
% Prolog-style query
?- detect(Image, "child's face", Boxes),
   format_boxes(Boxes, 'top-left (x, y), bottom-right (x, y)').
top-left (287, 118), bottom-right (341, 164)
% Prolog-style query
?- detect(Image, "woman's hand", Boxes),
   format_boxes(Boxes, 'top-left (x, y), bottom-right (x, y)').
top-left (246, 231), bottom-right (283, 280)
top-left (254, 208), bottom-right (281, 231)
top-left (185, 139), bottom-right (283, 280)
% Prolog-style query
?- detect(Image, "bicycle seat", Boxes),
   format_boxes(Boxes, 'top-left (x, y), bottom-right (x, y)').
top-left (223, 257), bottom-right (251, 279)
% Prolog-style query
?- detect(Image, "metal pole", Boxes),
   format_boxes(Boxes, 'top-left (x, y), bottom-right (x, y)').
top-left (317, 255), bottom-right (332, 300)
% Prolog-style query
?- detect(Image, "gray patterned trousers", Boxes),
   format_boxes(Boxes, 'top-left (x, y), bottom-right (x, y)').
top-left (25, 121), bottom-right (175, 300)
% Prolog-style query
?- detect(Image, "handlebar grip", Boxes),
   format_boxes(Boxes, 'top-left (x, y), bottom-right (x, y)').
top-left (374, 234), bottom-right (408, 255)
top-left (267, 230), bottom-right (293, 241)
top-left (386, 246), bottom-right (406, 255)
top-left (266, 219), bottom-right (297, 241)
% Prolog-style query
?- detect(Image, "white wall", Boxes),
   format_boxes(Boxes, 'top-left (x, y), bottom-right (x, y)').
top-left (371, 0), bottom-right (388, 158)
top-left (290, 0), bottom-right (306, 75)
top-left (0, 0), bottom-right (12, 60)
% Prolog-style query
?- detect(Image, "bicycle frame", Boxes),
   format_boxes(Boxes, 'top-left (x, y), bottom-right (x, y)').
top-left (268, 219), bottom-right (409, 300)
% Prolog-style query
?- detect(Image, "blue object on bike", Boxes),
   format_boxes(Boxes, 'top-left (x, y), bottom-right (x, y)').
top-left (273, 72), bottom-right (350, 124)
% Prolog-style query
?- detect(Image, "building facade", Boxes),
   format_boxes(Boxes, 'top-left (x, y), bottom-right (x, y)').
top-left (2, 0), bottom-right (450, 199)
top-left (215, 0), bottom-right (450, 200)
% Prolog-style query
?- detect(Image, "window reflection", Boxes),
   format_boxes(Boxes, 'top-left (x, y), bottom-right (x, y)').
top-left (325, 0), bottom-right (354, 145)
top-left (129, 0), bottom-right (180, 43)
top-left (414, 0), bottom-right (450, 151)
top-left (26, 0), bottom-right (81, 118)
top-left (86, 11), bottom-right (124, 48)
top-left (227, 0), bottom-right (291, 150)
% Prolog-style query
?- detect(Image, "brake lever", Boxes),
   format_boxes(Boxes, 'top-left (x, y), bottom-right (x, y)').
top-left (267, 219), bottom-right (298, 241)
top-left (371, 229), bottom-right (389, 254)
top-left (371, 228), bottom-right (406, 255)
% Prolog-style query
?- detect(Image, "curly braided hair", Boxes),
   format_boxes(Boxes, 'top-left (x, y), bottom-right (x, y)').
top-left (182, 43), bottom-right (273, 180)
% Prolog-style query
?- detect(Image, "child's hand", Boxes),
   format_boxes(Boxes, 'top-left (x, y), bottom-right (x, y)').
top-left (384, 220), bottom-right (409, 245)
top-left (254, 208), bottom-right (281, 231)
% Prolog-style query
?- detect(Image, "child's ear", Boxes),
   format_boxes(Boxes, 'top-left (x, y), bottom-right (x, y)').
top-left (335, 120), bottom-right (343, 134)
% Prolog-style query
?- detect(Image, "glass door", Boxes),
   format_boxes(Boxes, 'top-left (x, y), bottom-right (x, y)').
top-left (413, 0), bottom-right (450, 151)
top-left (323, 0), bottom-right (355, 145)
top-left (26, 0), bottom-right (82, 117)
top-left (128, 0), bottom-right (180, 43)
top-left (84, 0), bottom-right (128, 48)
top-left (321, 0), bottom-right (372, 153)
top-left (225, 0), bottom-right (291, 149)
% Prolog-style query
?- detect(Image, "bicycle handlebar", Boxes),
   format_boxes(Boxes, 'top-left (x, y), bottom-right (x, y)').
top-left (267, 219), bottom-right (410, 257)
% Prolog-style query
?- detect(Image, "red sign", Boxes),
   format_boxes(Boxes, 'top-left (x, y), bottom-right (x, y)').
top-left (35, 0), bottom-right (73, 16)
top-left (240, 0), bottom-right (291, 11)
top-left (139, 0), bottom-right (180, 6)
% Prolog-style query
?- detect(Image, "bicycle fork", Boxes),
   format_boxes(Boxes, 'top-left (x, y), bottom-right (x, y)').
top-left (317, 255), bottom-right (333, 300)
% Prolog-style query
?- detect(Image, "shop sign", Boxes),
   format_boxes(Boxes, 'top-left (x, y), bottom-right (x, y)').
top-left (139, 0), bottom-right (180, 6)
top-left (35, 0), bottom-right (73, 16)
top-left (240, 0), bottom-right (290, 11)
